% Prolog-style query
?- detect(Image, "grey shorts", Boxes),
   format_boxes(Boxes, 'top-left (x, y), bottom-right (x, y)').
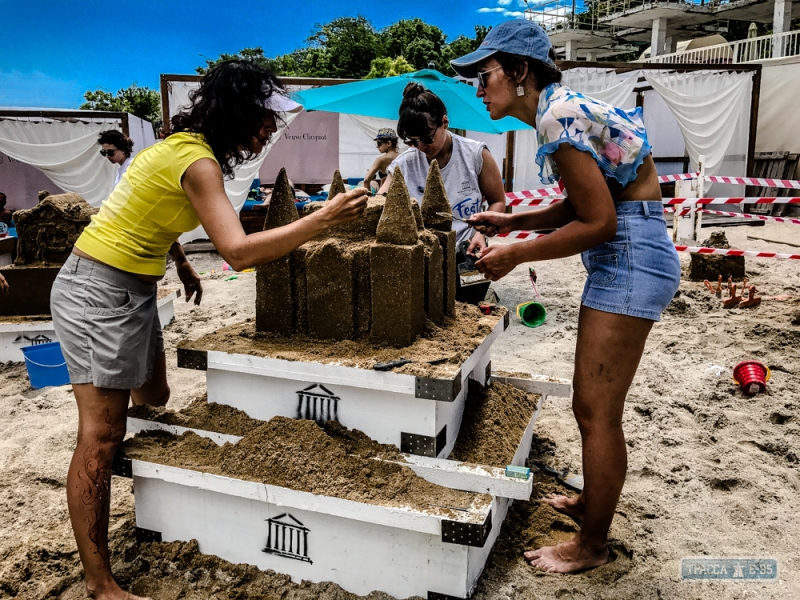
top-left (50, 254), bottom-right (163, 389)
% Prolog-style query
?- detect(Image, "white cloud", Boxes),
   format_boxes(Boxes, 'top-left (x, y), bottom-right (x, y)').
top-left (498, 0), bottom-right (513, 5)
top-left (478, 7), bottom-right (506, 12)
top-left (0, 70), bottom-right (83, 109)
top-left (478, 6), bottom-right (526, 15)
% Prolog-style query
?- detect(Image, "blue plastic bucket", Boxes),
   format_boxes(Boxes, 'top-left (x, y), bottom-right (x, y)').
top-left (21, 341), bottom-right (70, 389)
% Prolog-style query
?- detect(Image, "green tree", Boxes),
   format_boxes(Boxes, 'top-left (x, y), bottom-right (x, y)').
top-left (381, 19), bottom-right (447, 70)
top-left (440, 25), bottom-right (493, 76)
top-left (196, 46), bottom-right (278, 74)
top-left (80, 83), bottom-right (161, 129)
top-left (365, 56), bottom-right (416, 79)
top-left (305, 16), bottom-right (380, 78)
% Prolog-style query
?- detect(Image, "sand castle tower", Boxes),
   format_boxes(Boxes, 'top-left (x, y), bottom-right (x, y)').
top-left (255, 162), bottom-right (456, 348)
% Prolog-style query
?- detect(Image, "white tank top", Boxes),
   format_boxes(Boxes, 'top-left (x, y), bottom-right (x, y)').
top-left (387, 133), bottom-right (486, 246)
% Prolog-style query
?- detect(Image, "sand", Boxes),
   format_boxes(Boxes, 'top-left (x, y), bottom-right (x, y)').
top-left (2, 222), bottom-right (800, 598)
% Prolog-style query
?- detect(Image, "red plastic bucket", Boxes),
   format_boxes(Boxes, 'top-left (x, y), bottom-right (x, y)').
top-left (732, 361), bottom-right (770, 396)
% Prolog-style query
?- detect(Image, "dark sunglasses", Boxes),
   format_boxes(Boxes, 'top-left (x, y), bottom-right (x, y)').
top-left (403, 128), bottom-right (437, 147)
top-left (99, 149), bottom-right (118, 157)
top-left (477, 65), bottom-right (504, 88)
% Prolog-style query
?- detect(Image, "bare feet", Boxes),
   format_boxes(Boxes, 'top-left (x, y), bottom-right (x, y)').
top-left (542, 493), bottom-right (584, 525)
top-left (86, 582), bottom-right (150, 600)
top-left (524, 537), bottom-right (610, 573)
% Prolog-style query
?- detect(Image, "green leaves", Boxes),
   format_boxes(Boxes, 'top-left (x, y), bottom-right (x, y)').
top-left (80, 83), bottom-right (161, 129)
top-left (197, 18), bottom-right (491, 80)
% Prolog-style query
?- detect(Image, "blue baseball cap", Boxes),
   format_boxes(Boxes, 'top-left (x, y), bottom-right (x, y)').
top-left (450, 19), bottom-right (554, 79)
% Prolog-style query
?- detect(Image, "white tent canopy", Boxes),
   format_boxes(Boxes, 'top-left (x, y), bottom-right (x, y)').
top-left (0, 111), bottom-right (156, 209)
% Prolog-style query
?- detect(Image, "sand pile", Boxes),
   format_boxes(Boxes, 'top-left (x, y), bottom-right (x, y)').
top-left (122, 416), bottom-right (489, 517)
top-left (450, 381), bottom-right (540, 467)
top-left (128, 394), bottom-right (262, 436)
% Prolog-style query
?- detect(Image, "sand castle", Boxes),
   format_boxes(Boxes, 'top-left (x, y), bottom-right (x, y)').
top-left (256, 163), bottom-right (457, 347)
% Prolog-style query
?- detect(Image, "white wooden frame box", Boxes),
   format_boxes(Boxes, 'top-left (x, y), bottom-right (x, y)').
top-left (177, 314), bottom-right (508, 459)
top-left (118, 375), bottom-right (568, 599)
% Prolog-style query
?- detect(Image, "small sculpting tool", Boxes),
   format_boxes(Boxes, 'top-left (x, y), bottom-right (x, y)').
top-left (436, 212), bottom-right (494, 228)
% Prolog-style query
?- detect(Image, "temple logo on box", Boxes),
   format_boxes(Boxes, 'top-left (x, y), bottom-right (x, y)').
top-left (296, 384), bottom-right (340, 424)
top-left (263, 513), bottom-right (312, 564)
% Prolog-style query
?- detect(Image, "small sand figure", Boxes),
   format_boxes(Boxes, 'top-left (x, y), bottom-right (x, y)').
top-left (715, 275), bottom-right (723, 297)
top-left (703, 279), bottom-right (716, 294)
top-left (740, 285), bottom-right (762, 309)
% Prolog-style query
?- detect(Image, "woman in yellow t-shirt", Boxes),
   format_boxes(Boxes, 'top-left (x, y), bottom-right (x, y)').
top-left (50, 60), bottom-right (367, 600)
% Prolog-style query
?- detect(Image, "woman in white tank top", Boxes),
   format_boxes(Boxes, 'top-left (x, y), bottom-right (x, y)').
top-left (378, 83), bottom-right (506, 254)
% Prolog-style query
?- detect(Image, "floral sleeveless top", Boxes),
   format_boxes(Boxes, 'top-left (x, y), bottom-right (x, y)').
top-left (535, 83), bottom-right (651, 188)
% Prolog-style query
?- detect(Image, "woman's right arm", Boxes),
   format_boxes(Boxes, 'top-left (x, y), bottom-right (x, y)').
top-left (183, 158), bottom-right (368, 271)
top-left (363, 157), bottom-right (384, 189)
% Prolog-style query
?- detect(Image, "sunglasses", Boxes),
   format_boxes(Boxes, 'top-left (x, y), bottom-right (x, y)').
top-left (477, 65), bottom-right (504, 88)
top-left (99, 149), bottom-right (118, 157)
top-left (403, 127), bottom-right (438, 147)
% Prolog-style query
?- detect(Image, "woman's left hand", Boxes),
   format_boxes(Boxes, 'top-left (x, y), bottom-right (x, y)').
top-left (466, 232), bottom-right (487, 257)
top-left (176, 260), bottom-right (203, 305)
top-left (475, 244), bottom-right (518, 282)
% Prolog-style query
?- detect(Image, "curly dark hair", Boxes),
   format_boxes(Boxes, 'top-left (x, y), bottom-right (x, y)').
top-left (170, 60), bottom-right (287, 178)
top-left (495, 49), bottom-right (562, 92)
top-left (97, 130), bottom-right (134, 157)
top-left (397, 82), bottom-right (447, 141)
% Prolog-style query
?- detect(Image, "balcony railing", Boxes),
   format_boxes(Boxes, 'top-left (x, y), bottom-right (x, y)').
top-left (646, 30), bottom-right (800, 63)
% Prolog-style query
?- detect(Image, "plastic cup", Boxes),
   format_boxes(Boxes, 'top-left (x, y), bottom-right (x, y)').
top-left (732, 361), bottom-right (770, 396)
top-left (516, 301), bottom-right (546, 328)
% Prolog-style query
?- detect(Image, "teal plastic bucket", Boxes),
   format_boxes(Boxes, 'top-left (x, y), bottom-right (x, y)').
top-left (516, 301), bottom-right (547, 328)
top-left (21, 341), bottom-right (70, 389)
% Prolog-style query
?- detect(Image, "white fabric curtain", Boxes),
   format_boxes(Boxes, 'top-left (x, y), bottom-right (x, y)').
top-left (0, 118), bottom-right (120, 205)
top-left (179, 109), bottom-right (301, 243)
top-left (561, 68), bottom-right (640, 108)
top-left (643, 70), bottom-right (752, 178)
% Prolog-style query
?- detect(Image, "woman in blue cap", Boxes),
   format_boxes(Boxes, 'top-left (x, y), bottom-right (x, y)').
top-left (451, 21), bottom-right (680, 573)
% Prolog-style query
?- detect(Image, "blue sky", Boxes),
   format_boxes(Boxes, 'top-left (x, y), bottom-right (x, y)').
top-left (0, 0), bottom-right (551, 109)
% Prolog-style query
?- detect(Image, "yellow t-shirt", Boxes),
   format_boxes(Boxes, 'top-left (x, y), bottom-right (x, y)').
top-left (75, 132), bottom-right (218, 276)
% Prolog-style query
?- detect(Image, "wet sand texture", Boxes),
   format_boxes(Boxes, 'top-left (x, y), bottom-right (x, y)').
top-left (255, 168), bottom-right (299, 334)
top-left (253, 168), bottom-right (451, 347)
top-left (433, 230), bottom-right (458, 317)
top-left (420, 230), bottom-right (445, 325)
top-left (13, 192), bottom-right (96, 266)
top-left (329, 169), bottom-right (347, 198)
top-left (420, 160), bottom-right (453, 231)
top-left (689, 230), bottom-right (745, 281)
top-left (375, 167), bottom-right (419, 246)
top-left (306, 239), bottom-right (355, 339)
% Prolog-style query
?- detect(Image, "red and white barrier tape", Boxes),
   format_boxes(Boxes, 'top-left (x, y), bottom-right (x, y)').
top-left (705, 175), bottom-right (800, 189)
top-left (658, 172), bottom-right (700, 183)
top-left (506, 197), bottom-right (564, 207)
top-left (666, 197), bottom-right (800, 206)
top-left (505, 187), bottom-right (562, 200)
top-left (496, 231), bottom-right (800, 259)
top-left (674, 246), bottom-right (800, 260)
top-left (698, 209), bottom-right (800, 226)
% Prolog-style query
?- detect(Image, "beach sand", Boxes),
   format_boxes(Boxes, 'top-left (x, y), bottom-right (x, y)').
top-left (1, 222), bottom-right (798, 599)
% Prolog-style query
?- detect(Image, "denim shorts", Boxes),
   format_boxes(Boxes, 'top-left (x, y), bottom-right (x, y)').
top-left (50, 254), bottom-right (163, 389)
top-left (580, 201), bottom-right (681, 322)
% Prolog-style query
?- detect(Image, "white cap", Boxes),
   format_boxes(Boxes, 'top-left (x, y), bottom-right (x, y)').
top-left (264, 92), bottom-right (302, 113)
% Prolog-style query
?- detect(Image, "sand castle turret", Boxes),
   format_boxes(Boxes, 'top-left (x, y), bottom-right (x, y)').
top-left (254, 165), bottom-right (455, 347)
top-left (421, 161), bottom-right (457, 317)
top-left (329, 169), bottom-right (347, 198)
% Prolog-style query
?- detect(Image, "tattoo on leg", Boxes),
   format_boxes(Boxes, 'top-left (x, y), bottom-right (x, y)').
top-left (77, 441), bottom-right (111, 570)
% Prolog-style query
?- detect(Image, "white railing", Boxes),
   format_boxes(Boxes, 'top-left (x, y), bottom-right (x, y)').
top-left (647, 30), bottom-right (800, 63)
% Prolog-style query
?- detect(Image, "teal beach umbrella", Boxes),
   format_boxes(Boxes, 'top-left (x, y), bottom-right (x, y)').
top-left (291, 69), bottom-right (532, 135)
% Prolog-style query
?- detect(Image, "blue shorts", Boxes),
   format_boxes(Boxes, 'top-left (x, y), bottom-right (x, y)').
top-left (580, 201), bottom-right (681, 322)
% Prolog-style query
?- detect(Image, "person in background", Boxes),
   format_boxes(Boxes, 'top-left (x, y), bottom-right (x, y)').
top-left (451, 19), bottom-right (681, 574)
top-left (0, 193), bottom-right (12, 226)
top-left (52, 60), bottom-right (367, 600)
top-left (378, 85), bottom-right (506, 257)
top-left (363, 128), bottom-right (400, 193)
top-left (98, 130), bottom-right (134, 186)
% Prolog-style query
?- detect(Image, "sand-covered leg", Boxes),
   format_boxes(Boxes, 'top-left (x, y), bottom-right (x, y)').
top-left (68, 383), bottom-right (150, 600)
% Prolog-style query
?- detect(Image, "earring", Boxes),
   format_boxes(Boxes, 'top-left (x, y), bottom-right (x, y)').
top-left (517, 85), bottom-right (525, 97)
